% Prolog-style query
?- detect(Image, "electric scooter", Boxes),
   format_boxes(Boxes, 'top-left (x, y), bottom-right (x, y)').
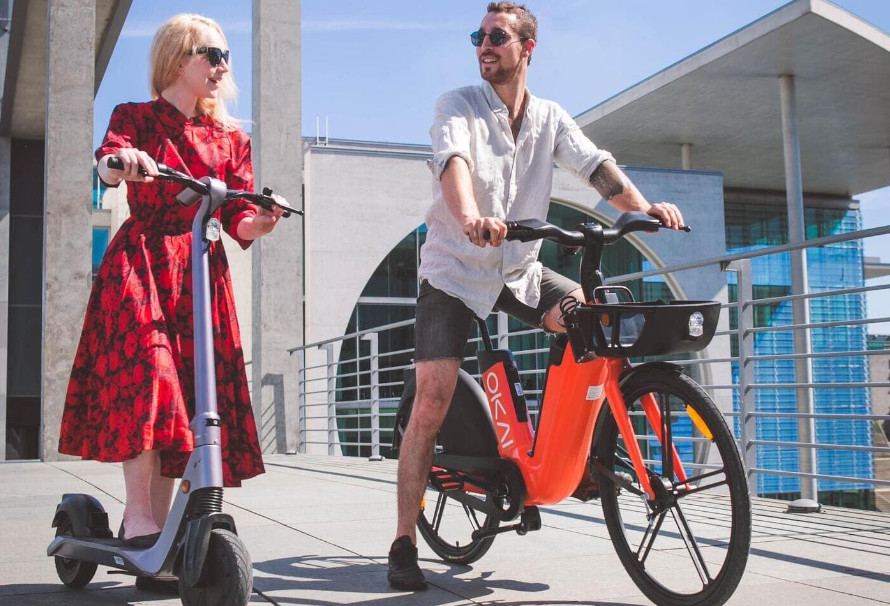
top-left (47, 158), bottom-right (301, 606)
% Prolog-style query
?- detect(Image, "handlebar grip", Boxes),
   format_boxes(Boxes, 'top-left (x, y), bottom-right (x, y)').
top-left (106, 156), bottom-right (169, 175)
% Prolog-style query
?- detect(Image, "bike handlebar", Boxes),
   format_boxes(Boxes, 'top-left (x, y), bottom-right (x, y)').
top-left (105, 156), bottom-right (302, 217)
top-left (488, 212), bottom-right (690, 248)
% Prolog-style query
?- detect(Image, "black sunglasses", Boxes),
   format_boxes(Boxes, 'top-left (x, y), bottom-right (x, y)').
top-left (470, 28), bottom-right (520, 47)
top-left (190, 46), bottom-right (230, 67)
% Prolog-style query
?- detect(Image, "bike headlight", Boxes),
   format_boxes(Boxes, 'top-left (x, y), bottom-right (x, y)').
top-left (688, 311), bottom-right (704, 338)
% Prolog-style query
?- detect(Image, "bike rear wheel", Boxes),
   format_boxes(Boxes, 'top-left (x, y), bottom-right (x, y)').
top-left (595, 367), bottom-right (750, 606)
top-left (395, 395), bottom-right (501, 565)
top-left (417, 485), bottom-right (501, 565)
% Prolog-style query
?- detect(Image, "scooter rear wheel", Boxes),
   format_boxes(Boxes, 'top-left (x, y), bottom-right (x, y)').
top-left (179, 528), bottom-right (252, 606)
top-left (53, 514), bottom-right (98, 588)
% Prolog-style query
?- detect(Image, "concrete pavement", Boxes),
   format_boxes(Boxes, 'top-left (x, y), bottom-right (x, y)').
top-left (1, 454), bottom-right (889, 605)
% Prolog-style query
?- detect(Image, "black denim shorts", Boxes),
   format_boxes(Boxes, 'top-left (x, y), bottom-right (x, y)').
top-left (414, 268), bottom-right (580, 361)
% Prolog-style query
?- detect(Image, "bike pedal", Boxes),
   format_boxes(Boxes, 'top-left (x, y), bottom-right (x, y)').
top-left (429, 468), bottom-right (465, 492)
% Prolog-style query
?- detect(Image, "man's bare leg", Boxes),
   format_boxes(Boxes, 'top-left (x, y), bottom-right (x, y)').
top-left (395, 357), bottom-right (462, 543)
top-left (389, 357), bottom-right (462, 590)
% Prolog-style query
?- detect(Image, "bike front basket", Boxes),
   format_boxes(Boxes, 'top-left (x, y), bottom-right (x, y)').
top-left (564, 300), bottom-right (721, 361)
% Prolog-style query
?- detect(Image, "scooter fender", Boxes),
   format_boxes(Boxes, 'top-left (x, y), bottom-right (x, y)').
top-left (51, 493), bottom-right (112, 539)
top-left (393, 367), bottom-right (498, 456)
top-left (179, 513), bottom-right (238, 589)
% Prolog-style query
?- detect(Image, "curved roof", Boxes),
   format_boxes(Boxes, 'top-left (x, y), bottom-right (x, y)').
top-left (575, 0), bottom-right (890, 197)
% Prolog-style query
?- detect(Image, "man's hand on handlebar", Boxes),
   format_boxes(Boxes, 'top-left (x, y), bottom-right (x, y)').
top-left (101, 149), bottom-right (159, 184)
top-left (646, 202), bottom-right (685, 230)
top-left (465, 216), bottom-right (507, 248)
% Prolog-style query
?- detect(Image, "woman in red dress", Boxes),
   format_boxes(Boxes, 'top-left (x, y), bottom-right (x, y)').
top-left (58, 14), bottom-right (285, 546)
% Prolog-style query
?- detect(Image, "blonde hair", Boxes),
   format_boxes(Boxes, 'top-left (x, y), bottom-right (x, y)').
top-left (149, 14), bottom-right (240, 129)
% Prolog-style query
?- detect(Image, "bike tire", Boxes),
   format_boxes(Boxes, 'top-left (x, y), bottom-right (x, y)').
top-left (595, 367), bottom-right (751, 606)
top-left (396, 394), bottom-right (501, 565)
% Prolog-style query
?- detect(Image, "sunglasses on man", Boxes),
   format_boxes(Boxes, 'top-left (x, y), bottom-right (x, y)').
top-left (470, 28), bottom-right (522, 47)
top-left (190, 46), bottom-right (230, 67)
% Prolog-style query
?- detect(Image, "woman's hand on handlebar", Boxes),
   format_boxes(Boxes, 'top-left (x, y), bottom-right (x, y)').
top-left (235, 195), bottom-right (287, 241)
top-left (646, 202), bottom-right (685, 230)
top-left (464, 216), bottom-right (507, 248)
top-left (101, 149), bottom-right (159, 184)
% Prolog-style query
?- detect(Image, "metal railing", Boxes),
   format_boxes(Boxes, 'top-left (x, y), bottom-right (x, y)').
top-left (288, 224), bottom-right (890, 508)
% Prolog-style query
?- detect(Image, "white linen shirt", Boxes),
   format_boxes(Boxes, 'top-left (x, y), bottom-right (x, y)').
top-left (418, 81), bottom-right (614, 318)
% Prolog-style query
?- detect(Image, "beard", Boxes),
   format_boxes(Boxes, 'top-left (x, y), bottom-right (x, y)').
top-left (479, 53), bottom-right (522, 85)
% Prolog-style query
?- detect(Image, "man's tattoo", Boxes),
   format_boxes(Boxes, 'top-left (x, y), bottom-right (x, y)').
top-left (590, 160), bottom-right (626, 200)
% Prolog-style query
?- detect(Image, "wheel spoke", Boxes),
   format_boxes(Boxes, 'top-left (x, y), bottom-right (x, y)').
top-left (679, 467), bottom-right (726, 485)
top-left (675, 478), bottom-right (729, 497)
top-left (670, 502), bottom-right (713, 585)
top-left (431, 492), bottom-right (448, 532)
top-left (637, 510), bottom-right (667, 564)
top-left (463, 503), bottom-right (482, 531)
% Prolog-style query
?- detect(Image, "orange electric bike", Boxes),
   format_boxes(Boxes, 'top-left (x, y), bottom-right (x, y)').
top-left (393, 212), bottom-right (751, 606)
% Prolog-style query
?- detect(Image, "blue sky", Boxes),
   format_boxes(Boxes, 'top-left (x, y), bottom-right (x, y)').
top-left (95, 0), bottom-right (890, 329)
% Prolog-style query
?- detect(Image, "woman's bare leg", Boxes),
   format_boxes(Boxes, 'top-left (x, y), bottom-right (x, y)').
top-left (121, 450), bottom-right (163, 539)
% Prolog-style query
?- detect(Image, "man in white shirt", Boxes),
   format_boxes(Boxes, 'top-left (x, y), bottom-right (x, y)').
top-left (388, 2), bottom-right (685, 591)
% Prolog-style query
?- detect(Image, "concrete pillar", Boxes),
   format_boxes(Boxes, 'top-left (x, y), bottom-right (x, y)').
top-left (0, 137), bottom-right (8, 460)
top-left (41, 0), bottom-right (95, 460)
top-left (681, 143), bottom-right (693, 170)
top-left (779, 74), bottom-right (818, 500)
top-left (251, 0), bottom-right (303, 454)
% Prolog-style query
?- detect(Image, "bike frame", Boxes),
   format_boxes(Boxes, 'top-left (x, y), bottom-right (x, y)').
top-left (480, 337), bottom-right (689, 505)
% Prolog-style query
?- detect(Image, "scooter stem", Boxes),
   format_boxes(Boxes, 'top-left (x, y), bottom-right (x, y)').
top-left (190, 176), bottom-right (225, 448)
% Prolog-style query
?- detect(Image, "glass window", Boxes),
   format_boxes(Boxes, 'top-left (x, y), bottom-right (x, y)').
top-left (92, 228), bottom-right (110, 281)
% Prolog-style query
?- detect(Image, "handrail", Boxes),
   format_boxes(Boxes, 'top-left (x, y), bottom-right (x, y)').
top-left (288, 223), bottom-right (890, 511)
top-left (609, 223), bottom-right (890, 284)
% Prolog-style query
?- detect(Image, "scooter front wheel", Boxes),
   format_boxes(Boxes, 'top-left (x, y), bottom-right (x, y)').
top-left (53, 514), bottom-right (98, 588)
top-left (179, 528), bottom-right (252, 606)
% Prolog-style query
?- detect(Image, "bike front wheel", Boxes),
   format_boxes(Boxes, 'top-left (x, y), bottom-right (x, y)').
top-left (595, 367), bottom-right (751, 606)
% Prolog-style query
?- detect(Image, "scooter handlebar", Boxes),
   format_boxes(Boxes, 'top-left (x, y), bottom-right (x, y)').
top-left (104, 155), bottom-right (302, 216)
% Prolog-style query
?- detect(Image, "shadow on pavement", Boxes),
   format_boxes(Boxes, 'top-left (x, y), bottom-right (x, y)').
top-left (253, 554), bottom-right (646, 606)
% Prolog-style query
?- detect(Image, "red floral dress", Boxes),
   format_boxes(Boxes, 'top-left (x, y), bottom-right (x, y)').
top-left (59, 96), bottom-right (265, 486)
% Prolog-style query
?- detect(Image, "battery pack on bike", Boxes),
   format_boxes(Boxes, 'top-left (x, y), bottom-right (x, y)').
top-left (478, 350), bottom-right (534, 458)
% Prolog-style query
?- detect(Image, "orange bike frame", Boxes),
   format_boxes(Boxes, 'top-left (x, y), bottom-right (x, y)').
top-left (481, 341), bottom-right (687, 504)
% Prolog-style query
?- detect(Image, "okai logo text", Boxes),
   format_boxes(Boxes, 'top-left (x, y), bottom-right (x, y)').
top-left (484, 369), bottom-right (514, 448)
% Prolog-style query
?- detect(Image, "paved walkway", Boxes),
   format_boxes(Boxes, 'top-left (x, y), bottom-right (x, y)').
top-left (2, 454), bottom-right (889, 605)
